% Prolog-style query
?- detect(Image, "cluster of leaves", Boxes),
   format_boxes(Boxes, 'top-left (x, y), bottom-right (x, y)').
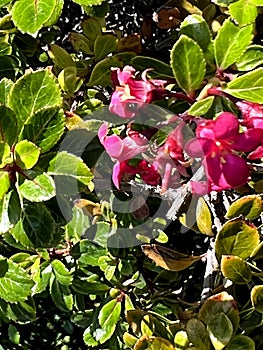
top-left (0, 0), bottom-right (262, 349)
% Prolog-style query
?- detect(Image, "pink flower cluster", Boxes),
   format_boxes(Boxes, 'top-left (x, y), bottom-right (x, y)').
top-left (99, 66), bottom-right (263, 194)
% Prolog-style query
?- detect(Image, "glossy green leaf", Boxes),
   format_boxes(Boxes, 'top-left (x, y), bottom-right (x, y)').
top-left (199, 292), bottom-right (240, 332)
top-left (72, 277), bottom-right (110, 295)
top-left (131, 56), bottom-right (173, 79)
top-left (0, 171), bottom-right (10, 200)
top-left (77, 239), bottom-right (107, 266)
top-left (19, 173), bottom-right (56, 202)
top-left (70, 32), bottom-right (94, 55)
top-left (14, 140), bottom-right (40, 169)
top-left (12, 0), bottom-right (57, 35)
top-left (229, 0), bottom-right (258, 26)
top-left (82, 17), bottom-right (102, 42)
top-left (251, 285), bottom-right (263, 313)
top-left (214, 19), bottom-right (253, 69)
top-left (32, 263), bottom-right (52, 295)
top-left (48, 151), bottom-right (93, 186)
top-left (7, 70), bottom-right (62, 133)
top-left (221, 255), bottom-right (252, 284)
top-left (98, 299), bottom-right (122, 343)
top-left (188, 96), bottom-right (215, 116)
top-left (170, 35), bottom-right (206, 94)
top-left (64, 207), bottom-right (90, 241)
top-left (0, 257), bottom-right (33, 302)
top-left (0, 106), bottom-right (17, 145)
top-left (225, 195), bottom-right (263, 220)
top-left (186, 318), bottom-right (211, 350)
top-left (0, 141), bottom-right (10, 168)
top-left (50, 274), bottom-right (73, 312)
top-left (51, 260), bottom-right (73, 286)
top-left (179, 14), bottom-right (212, 52)
top-left (0, 78), bottom-right (13, 105)
top-left (226, 335), bottom-right (255, 350)
top-left (5, 299), bottom-right (36, 323)
top-left (44, 0), bottom-right (64, 27)
top-left (207, 313), bottom-right (233, 350)
top-left (236, 45), bottom-right (263, 71)
top-left (20, 107), bottom-right (65, 153)
top-left (215, 219), bottom-right (260, 260)
top-left (224, 68), bottom-right (263, 102)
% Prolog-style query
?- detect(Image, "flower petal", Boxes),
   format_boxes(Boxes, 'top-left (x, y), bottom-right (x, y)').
top-left (214, 112), bottom-right (239, 140)
top-left (222, 153), bottom-right (249, 187)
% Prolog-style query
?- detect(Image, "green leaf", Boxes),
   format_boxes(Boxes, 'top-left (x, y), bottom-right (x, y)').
top-left (98, 299), bottom-right (122, 343)
top-left (44, 0), bottom-right (64, 27)
top-left (0, 141), bottom-right (10, 168)
top-left (15, 202), bottom-right (55, 247)
top-left (188, 96), bottom-right (215, 116)
top-left (48, 151), bottom-right (93, 188)
top-left (58, 66), bottom-right (78, 94)
top-left (0, 42), bottom-right (12, 56)
top-left (48, 44), bottom-right (76, 69)
top-left (0, 171), bottom-right (10, 201)
top-left (214, 19), bottom-right (253, 69)
top-left (199, 291), bottom-right (239, 333)
top-left (88, 53), bottom-right (136, 86)
top-left (0, 56), bottom-right (17, 80)
top-left (212, 0), bottom-right (238, 4)
top-left (224, 67), bottom-right (263, 102)
top-left (65, 207), bottom-right (90, 241)
top-left (179, 14), bottom-right (212, 52)
top-left (74, 239), bottom-right (107, 266)
top-left (215, 219), bottom-right (260, 261)
top-left (251, 285), bottom-right (263, 313)
top-left (229, 0), bottom-right (258, 26)
top-left (70, 32), bottom-right (94, 55)
top-left (170, 35), bottom-right (206, 94)
top-left (207, 313), bottom-right (233, 350)
top-left (174, 330), bottom-right (189, 349)
top-left (0, 106), bottom-right (17, 145)
top-left (131, 56), bottom-right (174, 79)
top-left (186, 318), bottom-right (211, 350)
top-left (72, 277), bottom-right (110, 295)
top-left (0, 257), bottom-right (33, 302)
top-left (51, 260), bottom-right (73, 286)
top-left (73, 0), bottom-right (107, 5)
top-left (19, 173), bottom-right (56, 202)
top-left (225, 195), bottom-right (263, 220)
top-left (82, 17), bottom-right (102, 42)
top-left (196, 197), bottom-right (213, 235)
top-left (12, 0), bottom-right (57, 35)
top-left (94, 34), bottom-right (117, 61)
top-left (31, 263), bottom-right (52, 295)
top-left (226, 335), bottom-right (255, 350)
top-left (8, 324), bottom-right (20, 345)
top-left (50, 274), bottom-right (73, 312)
top-left (221, 255), bottom-right (252, 284)
top-left (0, 78), bottom-right (13, 105)
top-left (0, 0), bottom-right (12, 7)
top-left (14, 140), bottom-right (40, 169)
top-left (20, 107), bottom-right (65, 153)
top-left (0, 190), bottom-right (21, 234)
top-left (8, 70), bottom-right (62, 134)
top-left (236, 45), bottom-right (263, 71)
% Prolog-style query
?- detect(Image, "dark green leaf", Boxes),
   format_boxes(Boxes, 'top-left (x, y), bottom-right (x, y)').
top-left (226, 335), bottom-right (255, 350)
top-left (94, 34), bottom-right (117, 61)
top-left (20, 107), bottom-right (65, 153)
top-left (72, 277), bottom-right (110, 295)
top-left (98, 299), bottom-right (122, 343)
top-left (14, 140), bottom-right (40, 169)
top-left (225, 195), bottom-right (263, 220)
top-left (236, 45), bottom-right (263, 71)
top-left (186, 318), bottom-right (211, 350)
top-left (0, 78), bottom-right (13, 105)
top-left (214, 19), bottom-right (253, 69)
top-left (12, 0), bottom-right (57, 35)
top-left (81, 17), bottom-right (102, 42)
top-left (8, 324), bottom-right (20, 345)
top-left (0, 56), bottom-right (17, 80)
top-left (251, 285), bottom-right (263, 313)
top-left (0, 190), bottom-right (21, 234)
top-left (221, 255), bottom-right (252, 284)
top-left (49, 44), bottom-right (76, 69)
top-left (70, 32), bottom-right (94, 55)
top-left (207, 313), bottom-right (233, 350)
top-left (131, 56), bottom-right (174, 79)
top-left (50, 274), bottom-right (73, 312)
top-left (0, 257), bottom-right (33, 302)
top-left (8, 70), bottom-right (62, 133)
top-left (19, 173), bottom-right (56, 202)
top-left (215, 219), bottom-right (260, 260)
top-left (225, 67), bottom-right (263, 102)
top-left (0, 141), bottom-right (10, 168)
top-left (170, 35), bottom-right (206, 94)
top-left (0, 106), bottom-right (17, 145)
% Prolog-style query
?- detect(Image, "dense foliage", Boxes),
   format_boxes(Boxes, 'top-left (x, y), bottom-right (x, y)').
top-left (0, 0), bottom-right (262, 349)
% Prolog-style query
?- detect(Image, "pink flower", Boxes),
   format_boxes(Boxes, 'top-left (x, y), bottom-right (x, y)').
top-left (98, 123), bottom-right (148, 162)
top-left (109, 65), bottom-right (167, 118)
top-left (237, 101), bottom-right (263, 129)
top-left (186, 112), bottom-right (263, 192)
